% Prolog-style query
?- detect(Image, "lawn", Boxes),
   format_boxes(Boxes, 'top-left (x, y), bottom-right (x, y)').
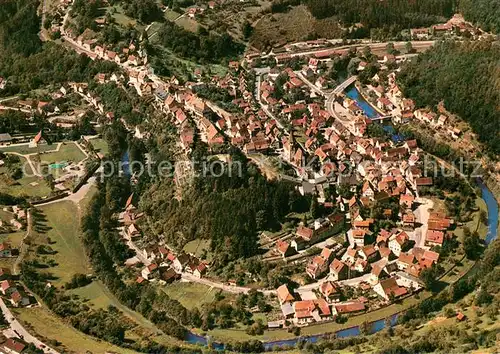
top-left (68, 280), bottom-right (194, 348)
top-left (162, 282), bottom-right (220, 310)
top-left (13, 307), bottom-right (137, 354)
top-left (69, 281), bottom-right (119, 309)
top-left (88, 138), bottom-right (109, 156)
top-left (175, 16), bottom-right (200, 33)
top-left (30, 201), bottom-right (90, 286)
top-left (37, 142), bottom-right (86, 165)
top-left (103, 5), bottom-right (139, 28)
top-left (0, 228), bottom-right (23, 271)
top-left (0, 172), bottom-right (51, 198)
top-left (251, 5), bottom-right (342, 49)
top-left (0, 230), bottom-right (25, 248)
top-left (183, 238), bottom-right (212, 262)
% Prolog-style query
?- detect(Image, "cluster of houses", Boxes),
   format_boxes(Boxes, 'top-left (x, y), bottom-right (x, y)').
top-left (43, 0), bottom-right (73, 36)
top-left (270, 175), bottom-right (455, 327)
top-left (366, 72), bottom-right (463, 140)
top-left (274, 213), bottom-right (345, 261)
top-left (119, 195), bottom-right (209, 285)
top-left (410, 14), bottom-right (485, 40)
top-left (275, 283), bottom-right (366, 326)
top-left (0, 273), bottom-right (33, 308)
top-left (0, 206), bottom-right (26, 233)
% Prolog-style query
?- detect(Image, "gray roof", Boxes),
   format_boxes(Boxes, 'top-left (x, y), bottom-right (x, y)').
top-left (0, 133), bottom-right (12, 142)
top-left (281, 302), bottom-right (294, 317)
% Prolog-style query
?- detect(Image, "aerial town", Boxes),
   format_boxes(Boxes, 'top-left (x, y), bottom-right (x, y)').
top-left (0, 0), bottom-right (498, 353)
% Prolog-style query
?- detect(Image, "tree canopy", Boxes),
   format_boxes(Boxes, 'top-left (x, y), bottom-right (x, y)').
top-left (397, 40), bottom-right (500, 155)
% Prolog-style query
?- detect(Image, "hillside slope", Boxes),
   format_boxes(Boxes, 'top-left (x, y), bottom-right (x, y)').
top-left (397, 41), bottom-right (500, 155)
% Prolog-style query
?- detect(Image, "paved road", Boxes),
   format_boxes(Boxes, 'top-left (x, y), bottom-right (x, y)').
top-left (295, 71), bottom-right (325, 97)
top-left (0, 299), bottom-right (59, 353)
top-left (413, 197), bottom-right (434, 249)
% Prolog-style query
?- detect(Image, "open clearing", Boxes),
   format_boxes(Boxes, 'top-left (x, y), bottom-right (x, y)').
top-left (251, 5), bottom-right (342, 49)
top-left (30, 201), bottom-right (90, 286)
top-left (0, 173), bottom-right (51, 198)
top-left (68, 279), bottom-right (189, 348)
top-left (162, 282), bottom-right (220, 310)
top-left (37, 142), bottom-right (86, 165)
top-left (183, 238), bottom-right (212, 262)
top-left (88, 138), bottom-right (109, 156)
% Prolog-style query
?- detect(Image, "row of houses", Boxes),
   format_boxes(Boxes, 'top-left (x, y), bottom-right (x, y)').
top-left (276, 284), bottom-right (366, 325)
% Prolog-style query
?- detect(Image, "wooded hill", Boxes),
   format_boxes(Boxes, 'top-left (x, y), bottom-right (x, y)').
top-left (397, 40), bottom-right (500, 156)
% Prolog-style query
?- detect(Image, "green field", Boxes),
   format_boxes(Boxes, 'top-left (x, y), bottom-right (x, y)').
top-left (175, 16), bottom-right (200, 33)
top-left (37, 142), bottom-right (86, 165)
top-left (162, 282), bottom-right (220, 310)
top-left (183, 238), bottom-right (212, 261)
top-left (88, 138), bottom-right (109, 156)
top-left (164, 9), bottom-right (181, 21)
top-left (30, 201), bottom-right (90, 285)
top-left (14, 307), bottom-right (138, 354)
top-left (27, 197), bottom-right (192, 349)
top-left (0, 209), bottom-right (13, 223)
top-left (0, 172), bottom-right (51, 198)
top-left (103, 5), bottom-right (139, 28)
top-left (0, 230), bottom-right (25, 248)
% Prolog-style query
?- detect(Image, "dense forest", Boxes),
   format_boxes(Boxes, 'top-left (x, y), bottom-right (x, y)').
top-left (140, 147), bottom-right (307, 267)
top-left (267, 0), bottom-right (454, 31)
top-left (459, 0), bottom-right (500, 33)
top-left (0, 0), bottom-right (118, 96)
top-left (397, 40), bottom-right (500, 155)
top-left (153, 21), bottom-right (244, 64)
top-left (271, 0), bottom-right (500, 37)
top-left (0, 0), bottom-right (41, 56)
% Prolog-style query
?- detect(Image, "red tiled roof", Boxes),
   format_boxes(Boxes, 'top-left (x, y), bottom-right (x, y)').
top-left (296, 225), bottom-right (314, 241)
top-left (335, 301), bottom-right (365, 313)
top-left (5, 338), bottom-right (26, 353)
top-left (330, 259), bottom-right (346, 274)
top-left (294, 300), bottom-right (315, 318)
top-left (276, 284), bottom-right (294, 304)
top-left (426, 230), bottom-right (444, 245)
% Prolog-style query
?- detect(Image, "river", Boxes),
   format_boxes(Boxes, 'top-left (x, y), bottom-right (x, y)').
top-left (185, 182), bottom-right (498, 350)
top-left (345, 86), bottom-right (380, 119)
